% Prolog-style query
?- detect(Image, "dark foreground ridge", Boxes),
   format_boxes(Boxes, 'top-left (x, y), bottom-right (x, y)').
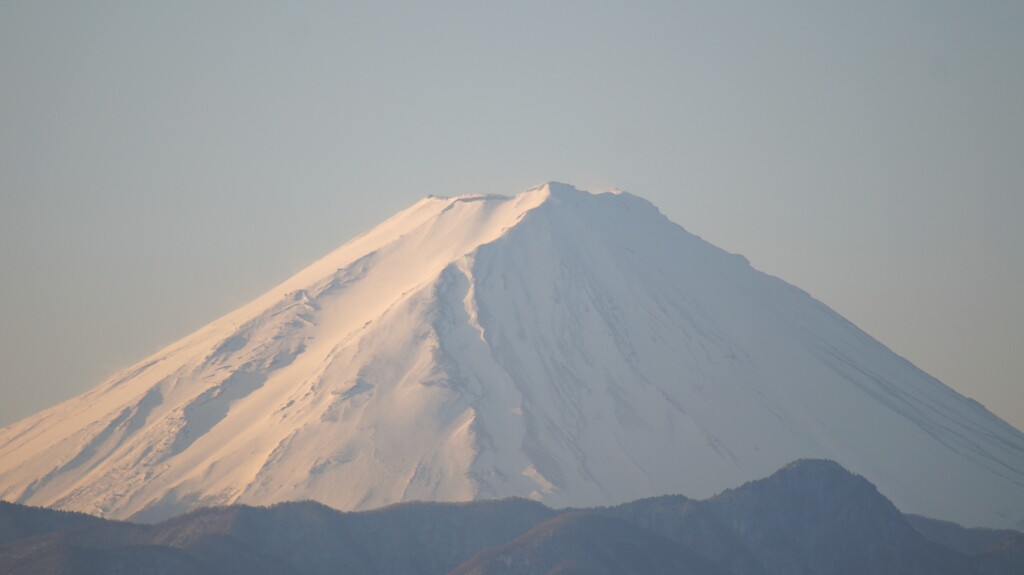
top-left (1, 460), bottom-right (1019, 575)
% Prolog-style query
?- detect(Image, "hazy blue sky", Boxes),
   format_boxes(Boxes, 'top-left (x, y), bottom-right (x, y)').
top-left (1, 1), bottom-right (1022, 430)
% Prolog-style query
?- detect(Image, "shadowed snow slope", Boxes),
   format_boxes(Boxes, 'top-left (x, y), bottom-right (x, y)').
top-left (1, 183), bottom-right (1022, 527)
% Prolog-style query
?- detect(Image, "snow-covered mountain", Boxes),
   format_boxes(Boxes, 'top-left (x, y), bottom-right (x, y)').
top-left (1, 183), bottom-right (1022, 527)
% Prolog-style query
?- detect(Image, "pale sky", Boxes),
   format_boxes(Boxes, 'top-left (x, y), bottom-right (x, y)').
top-left (1, 1), bottom-right (1022, 431)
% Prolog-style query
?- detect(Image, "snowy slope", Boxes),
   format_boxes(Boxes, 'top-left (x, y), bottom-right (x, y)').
top-left (1, 183), bottom-right (1022, 528)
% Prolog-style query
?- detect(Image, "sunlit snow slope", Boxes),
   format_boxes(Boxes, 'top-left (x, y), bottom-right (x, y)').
top-left (1, 183), bottom-right (1022, 527)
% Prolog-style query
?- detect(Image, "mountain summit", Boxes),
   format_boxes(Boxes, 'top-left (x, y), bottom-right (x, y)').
top-left (1, 183), bottom-right (1022, 526)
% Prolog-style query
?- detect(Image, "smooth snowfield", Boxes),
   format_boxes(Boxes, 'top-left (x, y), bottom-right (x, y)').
top-left (1, 183), bottom-right (1022, 527)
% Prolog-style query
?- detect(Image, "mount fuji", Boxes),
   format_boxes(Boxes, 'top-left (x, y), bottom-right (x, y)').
top-left (1, 183), bottom-right (1022, 527)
